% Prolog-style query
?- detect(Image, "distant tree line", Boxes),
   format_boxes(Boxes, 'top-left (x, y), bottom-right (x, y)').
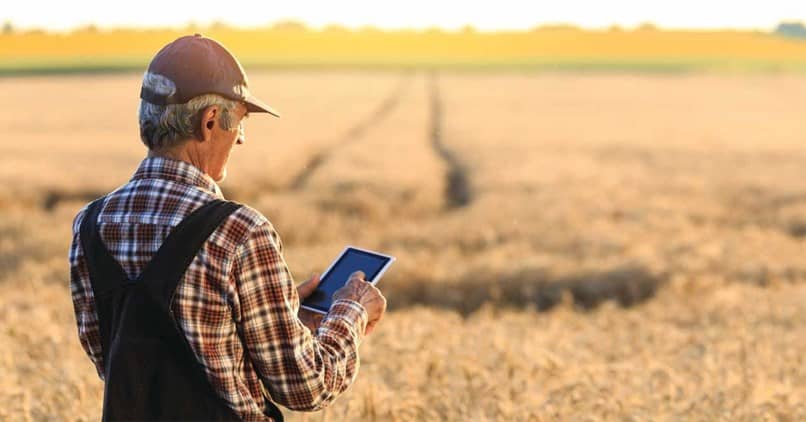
top-left (2, 18), bottom-right (806, 39)
top-left (775, 21), bottom-right (806, 39)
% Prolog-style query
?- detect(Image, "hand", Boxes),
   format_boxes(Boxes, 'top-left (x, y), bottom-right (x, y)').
top-left (332, 271), bottom-right (387, 335)
top-left (297, 273), bottom-right (324, 332)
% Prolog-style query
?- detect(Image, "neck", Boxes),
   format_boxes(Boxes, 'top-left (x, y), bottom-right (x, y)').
top-left (147, 141), bottom-right (208, 174)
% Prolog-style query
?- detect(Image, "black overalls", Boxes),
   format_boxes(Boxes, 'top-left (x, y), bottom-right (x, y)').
top-left (79, 197), bottom-right (284, 421)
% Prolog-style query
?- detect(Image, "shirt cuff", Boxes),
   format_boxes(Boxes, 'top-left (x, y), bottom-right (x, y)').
top-left (324, 299), bottom-right (368, 341)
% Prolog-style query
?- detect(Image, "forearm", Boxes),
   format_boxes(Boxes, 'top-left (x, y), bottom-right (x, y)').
top-left (69, 225), bottom-right (106, 381)
top-left (71, 274), bottom-right (106, 380)
top-left (233, 221), bottom-right (368, 411)
top-left (281, 300), bottom-right (368, 411)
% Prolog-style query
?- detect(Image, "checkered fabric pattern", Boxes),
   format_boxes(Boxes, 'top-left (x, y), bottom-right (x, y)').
top-left (69, 156), bottom-right (368, 421)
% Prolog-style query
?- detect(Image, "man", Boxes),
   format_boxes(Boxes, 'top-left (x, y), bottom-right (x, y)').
top-left (68, 34), bottom-right (387, 421)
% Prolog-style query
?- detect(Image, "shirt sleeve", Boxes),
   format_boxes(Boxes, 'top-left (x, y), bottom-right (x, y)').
top-left (230, 221), bottom-right (368, 412)
top-left (68, 207), bottom-right (106, 380)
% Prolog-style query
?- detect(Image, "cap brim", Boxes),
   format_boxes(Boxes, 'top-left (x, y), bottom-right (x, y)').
top-left (244, 94), bottom-right (280, 117)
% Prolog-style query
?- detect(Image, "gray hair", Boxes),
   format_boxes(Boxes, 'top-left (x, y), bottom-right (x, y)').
top-left (138, 72), bottom-right (240, 150)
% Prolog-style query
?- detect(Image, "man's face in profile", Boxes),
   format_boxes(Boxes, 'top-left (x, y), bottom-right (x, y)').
top-left (208, 103), bottom-right (248, 182)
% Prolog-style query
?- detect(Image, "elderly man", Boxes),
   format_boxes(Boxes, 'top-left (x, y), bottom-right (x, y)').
top-left (68, 34), bottom-right (386, 421)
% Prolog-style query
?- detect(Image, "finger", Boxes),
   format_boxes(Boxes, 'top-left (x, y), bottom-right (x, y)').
top-left (349, 270), bottom-right (366, 281)
top-left (365, 320), bottom-right (377, 335)
top-left (310, 272), bottom-right (321, 286)
top-left (299, 308), bottom-right (325, 332)
top-left (296, 272), bottom-right (321, 299)
top-left (346, 278), bottom-right (369, 297)
top-left (308, 315), bottom-right (324, 332)
top-left (363, 293), bottom-right (385, 309)
top-left (364, 286), bottom-right (386, 306)
top-left (378, 295), bottom-right (387, 312)
top-left (298, 311), bottom-right (315, 332)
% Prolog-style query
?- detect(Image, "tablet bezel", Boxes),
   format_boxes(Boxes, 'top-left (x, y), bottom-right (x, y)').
top-left (300, 245), bottom-right (395, 315)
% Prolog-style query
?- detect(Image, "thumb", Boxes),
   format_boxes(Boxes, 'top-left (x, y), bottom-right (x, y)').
top-left (297, 272), bottom-right (321, 299)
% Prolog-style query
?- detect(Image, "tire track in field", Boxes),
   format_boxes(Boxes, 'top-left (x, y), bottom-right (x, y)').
top-left (429, 72), bottom-right (472, 209)
top-left (289, 73), bottom-right (412, 191)
top-left (37, 75), bottom-right (411, 209)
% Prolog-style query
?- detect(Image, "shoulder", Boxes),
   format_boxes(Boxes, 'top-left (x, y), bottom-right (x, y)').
top-left (209, 201), bottom-right (279, 251)
top-left (68, 197), bottom-right (103, 262)
top-left (71, 204), bottom-right (89, 235)
top-left (70, 197), bottom-right (105, 236)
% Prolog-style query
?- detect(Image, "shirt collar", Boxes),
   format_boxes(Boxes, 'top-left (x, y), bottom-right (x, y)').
top-left (130, 156), bottom-right (225, 199)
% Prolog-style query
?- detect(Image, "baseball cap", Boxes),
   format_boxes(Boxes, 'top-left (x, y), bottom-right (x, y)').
top-left (140, 33), bottom-right (279, 117)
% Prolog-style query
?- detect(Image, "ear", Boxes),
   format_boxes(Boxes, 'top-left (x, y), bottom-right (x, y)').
top-left (198, 104), bottom-right (219, 142)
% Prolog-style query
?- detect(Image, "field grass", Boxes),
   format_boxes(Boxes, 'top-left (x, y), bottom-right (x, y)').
top-left (1, 71), bottom-right (805, 420)
top-left (4, 26), bottom-right (806, 75)
top-left (5, 58), bottom-right (806, 76)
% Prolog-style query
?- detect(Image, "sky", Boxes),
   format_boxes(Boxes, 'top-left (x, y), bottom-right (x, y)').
top-left (4, 0), bottom-right (806, 32)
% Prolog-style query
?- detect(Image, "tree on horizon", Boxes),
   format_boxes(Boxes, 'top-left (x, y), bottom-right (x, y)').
top-left (775, 21), bottom-right (806, 39)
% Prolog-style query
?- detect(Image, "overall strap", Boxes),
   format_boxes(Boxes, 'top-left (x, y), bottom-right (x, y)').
top-left (138, 200), bottom-right (242, 313)
top-left (79, 197), bottom-right (242, 305)
top-left (79, 196), bottom-right (129, 298)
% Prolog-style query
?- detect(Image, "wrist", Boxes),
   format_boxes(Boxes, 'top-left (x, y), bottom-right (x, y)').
top-left (328, 299), bottom-right (368, 336)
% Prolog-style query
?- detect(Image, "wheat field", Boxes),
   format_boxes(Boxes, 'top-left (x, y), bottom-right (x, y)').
top-left (1, 71), bottom-right (805, 420)
top-left (5, 26), bottom-right (806, 73)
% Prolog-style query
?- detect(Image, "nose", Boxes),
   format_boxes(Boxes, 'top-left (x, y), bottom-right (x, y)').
top-left (236, 122), bottom-right (245, 145)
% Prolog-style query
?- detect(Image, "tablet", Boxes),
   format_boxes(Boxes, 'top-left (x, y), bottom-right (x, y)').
top-left (301, 246), bottom-right (395, 315)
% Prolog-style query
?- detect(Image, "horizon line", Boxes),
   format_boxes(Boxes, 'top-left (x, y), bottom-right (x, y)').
top-left (3, 19), bottom-right (805, 35)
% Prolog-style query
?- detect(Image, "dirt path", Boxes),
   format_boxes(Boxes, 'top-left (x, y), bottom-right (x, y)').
top-left (289, 74), bottom-right (413, 190)
top-left (429, 72), bottom-right (472, 210)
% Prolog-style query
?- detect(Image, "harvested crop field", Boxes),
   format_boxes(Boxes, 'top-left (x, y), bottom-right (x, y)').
top-left (1, 71), bottom-right (804, 420)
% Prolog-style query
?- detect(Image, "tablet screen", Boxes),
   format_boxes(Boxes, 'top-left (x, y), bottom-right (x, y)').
top-left (302, 248), bottom-right (392, 313)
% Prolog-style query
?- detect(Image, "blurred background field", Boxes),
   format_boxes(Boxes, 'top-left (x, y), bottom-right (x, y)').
top-left (5, 24), bottom-right (806, 73)
top-left (2, 3), bottom-right (806, 420)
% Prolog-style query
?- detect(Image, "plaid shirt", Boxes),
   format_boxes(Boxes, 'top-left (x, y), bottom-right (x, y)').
top-left (69, 156), bottom-right (368, 421)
